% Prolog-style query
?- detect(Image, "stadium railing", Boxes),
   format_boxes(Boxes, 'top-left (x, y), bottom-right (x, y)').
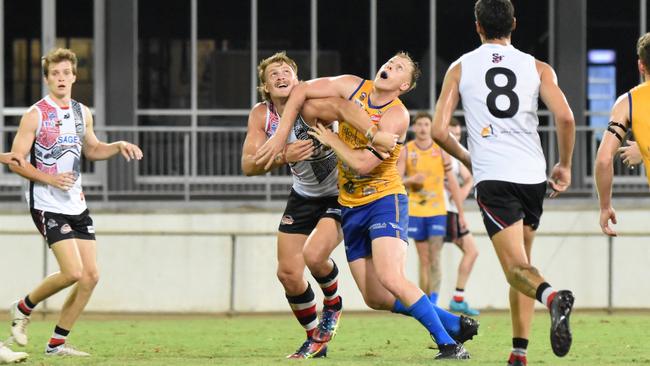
top-left (0, 123), bottom-right (646, 202)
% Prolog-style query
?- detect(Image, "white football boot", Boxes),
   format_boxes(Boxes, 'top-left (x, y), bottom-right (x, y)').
top-left (0, 342), bottom-right (28, 364)
top-left (9, 302), bottom-right (29, 347)
top-left (45, 344), bottom-right (90, 357)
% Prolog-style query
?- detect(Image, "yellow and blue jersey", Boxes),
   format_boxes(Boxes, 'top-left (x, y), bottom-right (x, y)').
top-left (404, 140), bottom-right (447, 217)
top-left (629, 82), bottom-right (650, 185)
top-left (337, 80), bottom-right (406, 207)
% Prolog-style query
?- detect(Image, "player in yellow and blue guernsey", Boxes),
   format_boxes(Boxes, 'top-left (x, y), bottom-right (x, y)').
top-left (596, 32), bottom-right (650, 236)
top-left (256, 52), bottom-right (477, 360)
top-left (397, 112), bottom-right (466, 308)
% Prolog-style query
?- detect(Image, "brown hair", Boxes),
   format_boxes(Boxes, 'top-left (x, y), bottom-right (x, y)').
top-left (637, 33), bottom-right (650, 70)
top-left (449, 118), bottom-right (461, 127)
top-left (394, 51), bottom-right (421, 92)
top-left (256, 51), bottom-right (298, 101)
top-left (42, 48), bottom-right (78, 77)
top-left (413, 111), bottom-right (432, 124)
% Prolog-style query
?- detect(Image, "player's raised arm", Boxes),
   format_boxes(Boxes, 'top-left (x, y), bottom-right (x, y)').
top-left (301, 97), bottom-right (398, 152)
top-left (537, 61), bottom-right (576, 197)
top-left (595, 94), bottom-right (630, 236)
top-left (431, 62), bottom-right (471, 170)
top-left (255, 75), bottom-right (361, 169)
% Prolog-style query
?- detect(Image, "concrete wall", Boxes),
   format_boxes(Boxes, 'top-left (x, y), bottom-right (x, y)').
top-left (1, 207), bottom-right (649, 313)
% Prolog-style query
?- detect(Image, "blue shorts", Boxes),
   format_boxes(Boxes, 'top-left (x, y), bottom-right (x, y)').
top-left (408, 215), bottom-right (447, 241)
top-left (341, 194), bottom-right (409, 262)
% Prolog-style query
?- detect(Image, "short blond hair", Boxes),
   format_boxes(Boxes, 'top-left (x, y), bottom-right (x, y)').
top-left (42, 48), bottom-right (78, 77)
top-left (394, 51), bottom-right (421, 92)
top-left (638, 33), bottom-right (650, 69)
top-left (257, 51), bottom-right (298, 101)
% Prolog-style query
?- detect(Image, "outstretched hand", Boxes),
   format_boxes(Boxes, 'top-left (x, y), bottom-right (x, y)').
top-left (119, 142), bottom-right (143, 162)
top-left (548, 163), bottom-right (571, 198)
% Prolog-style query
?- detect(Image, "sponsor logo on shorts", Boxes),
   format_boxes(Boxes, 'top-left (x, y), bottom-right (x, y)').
top-left (408, 227), bottom-right (418, 233)
top-left (326, 208), bottom-right (342, 216)
top-left (47, 219), bottom-right (58, 229)
top-left (87, 226), bottom-right (95, 234)
top-left (369, 223), bottom-right (387, 231)
top-left (60, 224), bottom-right (72, 234)
top-left (281, 215), bottom-right (294, 225)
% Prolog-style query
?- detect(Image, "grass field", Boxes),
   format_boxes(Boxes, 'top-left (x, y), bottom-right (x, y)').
top-left (5, 311), bottom-right (650, 365)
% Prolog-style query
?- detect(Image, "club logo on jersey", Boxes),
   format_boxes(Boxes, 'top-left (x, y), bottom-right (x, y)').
top-left (492, 53), bottom-right (504, 63)
top-left (481, 124), bottom-right (495, 138)
top-left (47, 112), bottom-right (57, 121)
top-left (60, 224), bottom-right (72, 234)
top-left (410, 151), bottom-right (418, 166)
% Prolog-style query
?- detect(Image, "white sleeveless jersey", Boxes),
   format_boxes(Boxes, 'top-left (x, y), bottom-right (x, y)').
top-left (459, 43), bottom-right (546, 185)
top-left (264, 102), bottom-right (339, 198)
top-left (443, 157), bottom-right (461, 213)
top-left (26, 95), bottom-right (87, 214)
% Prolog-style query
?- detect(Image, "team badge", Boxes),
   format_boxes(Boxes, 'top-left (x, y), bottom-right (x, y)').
top-left (60, 224), bottom-right (72, 234)
top-left (281, 215), bottom-right (294, 225)
top-left (492, 53), bottom-right (504, 63)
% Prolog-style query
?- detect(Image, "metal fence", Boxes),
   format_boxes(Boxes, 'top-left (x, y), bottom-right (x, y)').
top-left (0, 123), bottom-right (646, 202)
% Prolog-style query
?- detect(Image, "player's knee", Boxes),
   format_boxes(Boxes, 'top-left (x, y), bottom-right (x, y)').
top-left (80, 270), bottom-right (100, 288)
top-left (504, 264), bottom-right (531, 286)
top-left (302, 248), bottom-right (327, 271)
top-left (363, 297), bottom-right (387, 310)
top-left (465, 245), bottom-right (479, 260)
top-left (276, 268), bottom-right (303, 291)
top-left (376, 272), bottom-right (403, 295)
top-left (61, 270), bottom-right (83, 285)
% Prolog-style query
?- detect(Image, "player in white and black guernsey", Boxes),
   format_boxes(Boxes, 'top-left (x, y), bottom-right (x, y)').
top-left (431, 1), bottom-right (576, 365)
top-left (8, 48), bottom-right (142, 357)
top-left (241, 52), bottom-right (396, 359)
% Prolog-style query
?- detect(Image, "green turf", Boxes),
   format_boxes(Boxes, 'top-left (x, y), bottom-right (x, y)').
top-left (7, 311), bottom-right (650, 365)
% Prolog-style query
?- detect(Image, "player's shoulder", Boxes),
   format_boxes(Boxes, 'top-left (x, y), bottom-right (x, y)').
top-left (385, 103), bottom-right (410, 121)
top-left (250, 102), bottom-right (268, 117)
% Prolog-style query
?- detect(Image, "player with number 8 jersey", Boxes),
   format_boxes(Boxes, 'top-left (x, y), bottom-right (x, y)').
top-left (459, 42), bottom-right (546, 185)
top-left (431, 1), bottom-right (577, 365)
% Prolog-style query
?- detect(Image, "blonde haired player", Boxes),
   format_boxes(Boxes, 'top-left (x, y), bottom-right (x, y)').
top-left (8, 48), bottom-right (142, 357)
